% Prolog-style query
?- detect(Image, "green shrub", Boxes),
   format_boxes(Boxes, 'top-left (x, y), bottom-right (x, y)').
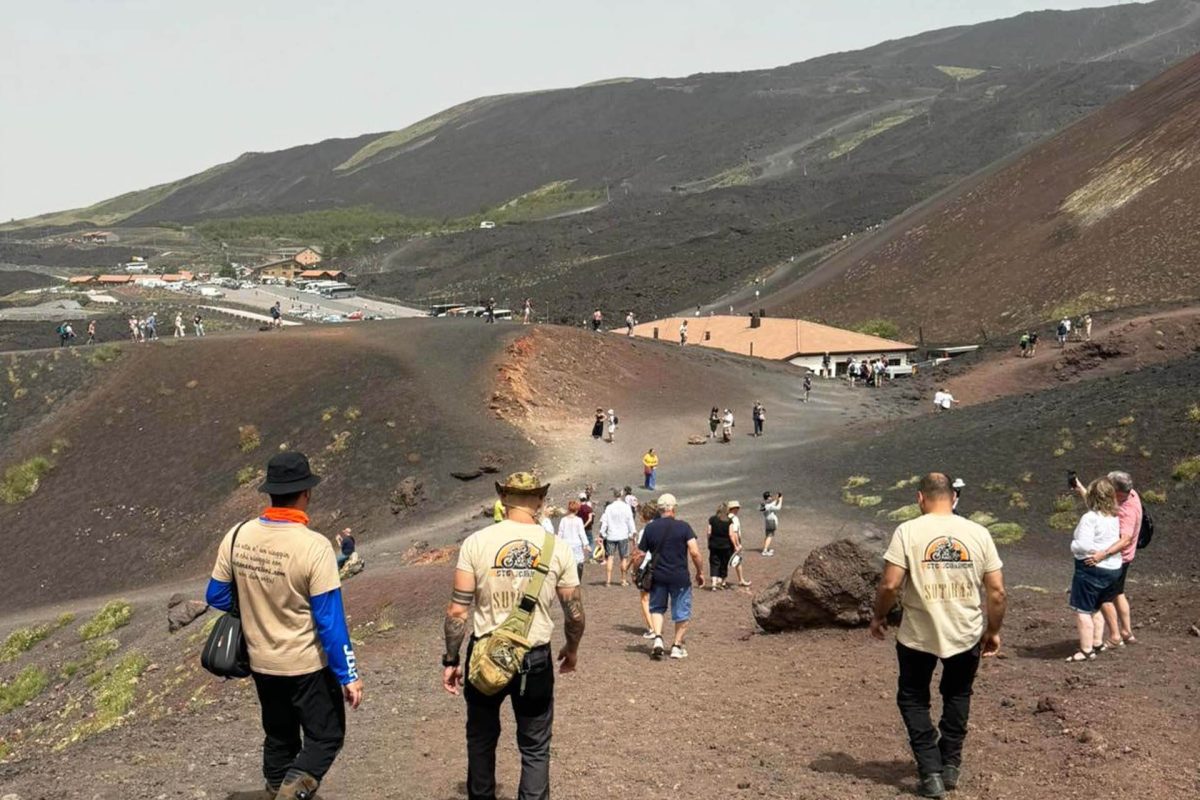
top-left (0, 456), bottom-right (54, 504)
top-left (889, 476), bottom-right (920, 491)
top-left (79, 601), bottom-right (133, 641)
top-left (1052, 494), bottom-right (1076, 513)
top-left (343, 406), bottom-right (362, 421)
top-left (1008, 491), bottom-right (1029, 510)
top-left (237, 424), bottom-right (261, 453)
top-left (968, 511), bottom-right (998, 527)
top-left (1117, 416), bottom-right (1135, 426)
top-left (93, 651), bottom-right (148, 722)
top-left (988, 522), bottom-right (1025, 545)
top-left (982, 480), bottom-right (1009, 493)
top-left (1141, 489), bottom-right (1167, 504)
top-left (1187, 404), bottom-right (1200, 423)
top-left (0, 666), bottom-right (49, 714)
top-left (0, 613), bottom-right (73, 663)
top-left (888, 504), bottom-right (922, 522)
top-left (854, 319), bottom-right (901, 340)
top-left (84, 343), bottom-right (121, 366)
top-left (844, 476), bottom-right (871, 489)
top-left (62, 638), bottom-right (119, 679)
top-left (1049, 511), bottom-right (1078, 531)
top-left (1172, 456), bottom-right (1200, 482)
top-left (236, 466), bottom-right (261, 487)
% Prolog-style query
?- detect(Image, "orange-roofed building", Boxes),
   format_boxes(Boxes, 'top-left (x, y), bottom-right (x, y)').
top-left (627, 315), bottom-right (917, 374)
top-left (68, 275), bottom-right (95, 285)
top-left (299, 269), bottom-right (347, 281)
top-left (97, 275), bottom-right (134, 284)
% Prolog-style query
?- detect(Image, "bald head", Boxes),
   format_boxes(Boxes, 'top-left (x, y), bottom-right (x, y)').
top-left (917, 472), bottom-right (955, 514)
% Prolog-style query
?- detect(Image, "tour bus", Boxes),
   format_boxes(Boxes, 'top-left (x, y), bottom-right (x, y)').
top-left (429, 303), bottom-right (466, 317)
top-left (319, 282), bottom-right (357, 299)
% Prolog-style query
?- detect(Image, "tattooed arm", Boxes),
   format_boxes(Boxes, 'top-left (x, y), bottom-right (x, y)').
top-left (556, 585), bottom-right (585, 673)
top-left (442, 569), bottom-right (476, 695)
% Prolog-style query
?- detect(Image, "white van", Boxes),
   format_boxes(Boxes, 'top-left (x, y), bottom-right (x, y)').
top-left (198, 286), bottom-right (224, 298)
top-left (479, 220), bottom-right (496, 230)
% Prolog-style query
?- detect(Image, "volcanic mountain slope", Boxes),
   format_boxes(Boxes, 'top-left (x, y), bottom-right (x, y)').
top-left (10, 0), bottom-right (1200, 229)
top-left (768, 49), bottom-right (1200, 341)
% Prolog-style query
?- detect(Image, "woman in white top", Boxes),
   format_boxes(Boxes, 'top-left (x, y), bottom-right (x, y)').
top-left (760, 492), bottom-right (782, 556)
top-left (632, 502), bottom-right (659, 638)
top-left (1066, 478), bottom-right (1123, 662)
top-left (721, 409), bottom-right (734, 442)
top-left (727, 501), bottom-right (751, 587)
top-left (606, 409), bottom-right (618, 443)
top-left (557, 501), bottom-right (589, 582)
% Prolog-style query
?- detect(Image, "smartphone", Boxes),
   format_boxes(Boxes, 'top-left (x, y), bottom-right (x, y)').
top-left (1066, 470), bottom-right (1077, 489)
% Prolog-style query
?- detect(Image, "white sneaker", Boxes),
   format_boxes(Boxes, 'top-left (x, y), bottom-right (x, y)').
top-left (642, 630), bottom-right (657, 639)
top-left (651, 637), bottom-right (665, 659)
top-left (670, 645), bottom-right (688, 659)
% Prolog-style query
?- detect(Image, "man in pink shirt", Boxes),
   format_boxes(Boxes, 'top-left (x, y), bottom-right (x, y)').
top-left (1083, 470), bottom-right (1141, 645)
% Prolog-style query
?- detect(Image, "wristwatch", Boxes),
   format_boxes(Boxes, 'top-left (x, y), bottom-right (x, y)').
top-left (442, 654), bottom-right (461, 668)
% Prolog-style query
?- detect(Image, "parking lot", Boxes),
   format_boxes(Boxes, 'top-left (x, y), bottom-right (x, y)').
top-left (217, 285), bottom-right (423, 321)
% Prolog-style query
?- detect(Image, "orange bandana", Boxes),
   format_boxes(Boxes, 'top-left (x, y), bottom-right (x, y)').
top-left (260, 507), bottom-right (310, 525)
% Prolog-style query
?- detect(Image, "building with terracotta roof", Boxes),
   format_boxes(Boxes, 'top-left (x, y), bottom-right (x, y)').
top-left (627, 315), bottom-right (917, 373)
top-left (97, 275), bottom-right (134, 284)
top-left (299, 269), bottom-right (347, 281)
top-left (68, 275), bottom-right (96, 285)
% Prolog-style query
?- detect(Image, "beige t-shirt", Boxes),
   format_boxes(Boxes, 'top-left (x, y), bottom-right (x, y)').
top-left (883, 513), bottom-right (1003, 658)
top-left (456, 519), bottom-right (580, 647)
top-left (212, 518), bottom-right (340, 676)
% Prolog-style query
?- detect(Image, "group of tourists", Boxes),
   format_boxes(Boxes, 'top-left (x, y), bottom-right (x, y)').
top-left (122, 311), bottom-right (204, 342)
top-left (707, 407), bottom-right (737, 441)
top-left (1055, 313), bottom-right (1093, 346)
top-left (1017, 330), bottom-right (1040, 357)
top-left (846, 355), bottom-right (891, 387)
top-left (590, 408), bottom-right (618, 442)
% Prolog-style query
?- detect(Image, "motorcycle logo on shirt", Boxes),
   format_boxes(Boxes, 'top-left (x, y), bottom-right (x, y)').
top-left (492, 540), bottom-right (543, 577)
top-left (923, 536), bottom-right (972, 565)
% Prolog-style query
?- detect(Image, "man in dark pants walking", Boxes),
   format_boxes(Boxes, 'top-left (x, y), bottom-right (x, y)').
top-left (442, 472), bottom-right (585, 800)
top-left (206, 452), bottom-right (363, 800)
top-left (869, 473), bottom-right (1007, 798)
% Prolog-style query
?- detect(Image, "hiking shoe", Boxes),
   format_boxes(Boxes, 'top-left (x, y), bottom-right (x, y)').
top-left (642, 630), bottom-right (657, 639)
top-left (917, 773), bottom-right (945, 798)
top-left (942, 764), bottom-right (961, 791)
top-left (670, 645), bottom-right (688, 659)
top-left (276, 770), bottom-right (320, 800)
top-left (651, 637), bottom-right (665, 659)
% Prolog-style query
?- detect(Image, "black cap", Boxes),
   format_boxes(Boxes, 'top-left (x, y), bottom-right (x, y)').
top-left (259, 451), bottom-right (322, 495)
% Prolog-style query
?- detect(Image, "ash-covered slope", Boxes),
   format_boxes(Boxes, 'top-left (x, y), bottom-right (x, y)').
top-left (768, 49), bottom-right (1200, 340)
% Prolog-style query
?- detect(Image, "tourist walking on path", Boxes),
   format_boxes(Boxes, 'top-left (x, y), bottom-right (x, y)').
top-left (485, 298), bottom-right (496, 324)
top-left (933, 388), bottom-right (957, 411)
top-left (726, 501), bottom-right (751, 587)
top-left (752, 402), bottom-right (765, 437)
top-left (760, 492), bottom-right (782, 556)
top-left (1083, 313), bottom-right (1093, 341)
top-left (605, 409), bottom-right (618, 443)
top-left (205, 452), bottom-right (362, 799)
top-left (821, 352), bottom-right (831, 378)
top-left (1074, 471), bottom-right (1142, 645)
top-left (633, 502), bottom-right (659, 637)
top-left (640, 493), bottom-right (704, 659)
top-left (558, 501), bottom-right (589, 582)
top-left (86, 319), bottom-right (96, 345)
top-left (870, 473), bottom-right (1006, 799)
top-left (590, 408), bottom-right (605, 440)
top-left (625, 311), bottom-right (636, 336)
top-left (706, 503), bottom-right (735, 590)
top-left (442, 472), bottom-right (584, 800)
top-left (803, 374), bottom-right (812, 402)
top-left (591, 309), bottom-right (603, 332)
top-left (708, 407), bottom-right (720, 438)
top-left (642, 448), bottom-right (659, 491)
top-left (721, 408), bottom-right (734, 443)
top-left (600, 489), bottom-right (637, 586)
top-left (1018, 332), bottom-right (1029, 358)
top-left (522, 298), bottom-right (532, 325)
top-left (1065, 477), bottom-right (1124, 661)
top-left (174, 312), bottom-right (186, 338)
top-left (679, 319), bottom-right (688, 346)
top-left (1028, 331), bottom-right (1039, 357)
top-left (193, 312), bottom-right (205, 337)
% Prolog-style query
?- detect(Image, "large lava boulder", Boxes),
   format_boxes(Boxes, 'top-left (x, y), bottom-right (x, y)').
top-left (753, 539), bottom-right (885, 632)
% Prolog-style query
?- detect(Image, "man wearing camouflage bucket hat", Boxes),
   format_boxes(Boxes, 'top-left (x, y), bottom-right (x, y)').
top-left (442, 471), bottom-right (586, 800)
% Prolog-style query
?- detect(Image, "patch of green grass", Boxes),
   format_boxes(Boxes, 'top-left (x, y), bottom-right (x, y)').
top-left (887, 504), bottom-right (922, 522)
top-left (968, 511), bottom-right (998, 527)
top-left (842, 492), bottom-right (882, 508)
top-left (936, 65), bottom-right (986, 80)
top-left (1173, 456), bottom-right (1200, 482)
top-left (84, 343), bottom-right (122, 366)
top-left (0, 665), bottom-right (49, 714)
top-left (0, 456), bottom-right (54, 504)
top-left (321, 406), bottom-right (338, 423)
top-left (1052, 494), bottom-right (1077, 513)
top-left (237, 424), bottom-right (261, 453)
top-left (829, 111), bottom-right (919, 159)
top-left (844, 476), bottom-right (872, 489)
top-left (1141, 489), bottom-right (1167, 504)
top-left (343, 406), bottom-right (362, 422)
top-left (235, 466), bottom-right (261, 487)
top-left (0, 613), bottom-right (74, 663)
top-left (982, 480), bottom-right (1009, 493)
top-left (988, 522), bottom-right (1025, 545)
top-left (327, 431), bottom-right (352, 453)
top-left (62, 638), bottom-right (119, 679)
top-left (853, 319), bottom-right (901, 341)
top-left (1139, 446), bottom-right (1153, 459)
top-left (1049, 511), bottom-right (1078, 531)
top-left (1008, 491), bottom-right (1029, 510)
top-left (335, 96), bottom-right (501, 172)
top-left (1018, 471), bottom-right (1033, 484)
top-left (1187, 404), bottom-right (1200, 423)
top-left (889, 475), bottom-right (920, 491)
top-left (78, 601), bottom-right (132, 641)
top-left (62, 651), bottom-right (149, 746)
top-left (0, 739), bottom-right (10, 760)
top-left (1117, 415), bottom-right (1135, 426)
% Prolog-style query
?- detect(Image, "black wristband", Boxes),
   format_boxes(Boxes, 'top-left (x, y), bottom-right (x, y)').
top-left (442, 654), bottom-right (461, 668)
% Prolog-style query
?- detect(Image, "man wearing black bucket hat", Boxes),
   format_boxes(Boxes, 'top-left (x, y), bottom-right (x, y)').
top-left (442, 471), bottom-right (585, 800)
top-left (206, 451), bottom-right (362, 800)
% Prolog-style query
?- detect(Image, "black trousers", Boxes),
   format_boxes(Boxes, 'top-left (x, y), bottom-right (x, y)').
top-left (252, 668), bottom-right (346, 787)
top-left (896, 642), bottom-right (981, 777)
top-left (464, 641), bottom-right (555, 800)
top-left (709, 547), bottom-right (733, 579)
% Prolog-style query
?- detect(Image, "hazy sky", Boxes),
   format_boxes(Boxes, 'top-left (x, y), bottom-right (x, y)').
top-left (0, 0), bottom-right (1131, 221)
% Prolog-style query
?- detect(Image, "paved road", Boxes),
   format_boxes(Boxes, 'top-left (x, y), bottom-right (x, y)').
top-left (220, 285), bottom-right (424, 320)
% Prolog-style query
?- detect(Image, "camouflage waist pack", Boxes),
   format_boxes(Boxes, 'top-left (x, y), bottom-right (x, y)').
top-left (469, 532), bottom-right (556, 696)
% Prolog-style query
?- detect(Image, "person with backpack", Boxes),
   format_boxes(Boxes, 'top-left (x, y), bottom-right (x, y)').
top-left (640, 493), bottom-right (704, 659)
top-left (803, 374), bottom-right (813, 402)
top-left (1075, 471), bottom-right (1144, 647)
top-left (442, 472), bottom-right (584, 800)
top-left (204, 452), bottom-right (362, 800)
top-left (57, 321), bottom-right (70, 347)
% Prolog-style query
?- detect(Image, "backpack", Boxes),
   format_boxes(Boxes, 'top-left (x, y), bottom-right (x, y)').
top-left (56, 325), bottom-right (65, 336)
top-left (1136, 507), bottom-right (1154, 549)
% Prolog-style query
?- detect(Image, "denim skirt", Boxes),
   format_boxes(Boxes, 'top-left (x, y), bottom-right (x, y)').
top-left (1068, 560), bottom-right (1121, 613)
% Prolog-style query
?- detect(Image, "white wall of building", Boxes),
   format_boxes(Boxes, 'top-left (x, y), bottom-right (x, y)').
top-left (788, 351), bottom-right (913, 374)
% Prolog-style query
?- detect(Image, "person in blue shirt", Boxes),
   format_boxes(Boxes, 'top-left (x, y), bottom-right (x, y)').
top-left (206, 452), bottom-right (362, 800)
top-left (638, 493), bottom-right (705, 660)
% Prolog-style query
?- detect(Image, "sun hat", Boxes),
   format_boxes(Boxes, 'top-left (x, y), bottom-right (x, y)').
top-left (727, 500), bottom-right (741, 509)
top-left (951, 478), bottom-right (966, 490)
top-left (495, 471), bottom-right (550, 496)
top-left (729, 552), bottom-right (742, 569)
top-left (259, 451), bottom-right (322, 495)
top-left (578, 491), bottom-right (589, 500)
top-left (657, 493), bottom-right (678, 508)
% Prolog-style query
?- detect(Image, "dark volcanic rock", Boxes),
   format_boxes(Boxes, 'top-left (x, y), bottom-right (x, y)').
top-left (390, 476), bottom-right (426, 513)
top-left (752, 539), bottom-right (885, 632)
top-left (167, 599), bottom-right (209, 633)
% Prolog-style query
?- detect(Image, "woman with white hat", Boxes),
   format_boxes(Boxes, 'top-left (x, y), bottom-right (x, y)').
top-left (726, 501), bottom-right (751, 587)
top-left (606, 409), bottom-right (618, 443)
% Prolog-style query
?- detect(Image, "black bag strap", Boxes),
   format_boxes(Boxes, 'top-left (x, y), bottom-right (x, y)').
top-left (227, 520), bottom-right (250, 619)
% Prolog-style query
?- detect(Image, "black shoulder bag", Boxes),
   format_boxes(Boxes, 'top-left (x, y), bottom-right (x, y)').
top-left (201, 521), bottom-right (253, 679)
top-left (635, 524), bottom-right (661, 592)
